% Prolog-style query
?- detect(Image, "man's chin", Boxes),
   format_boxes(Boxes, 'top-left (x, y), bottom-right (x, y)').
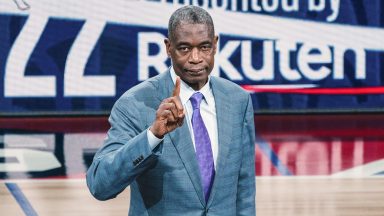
top-left (182, 77), bottom-right (208, 88)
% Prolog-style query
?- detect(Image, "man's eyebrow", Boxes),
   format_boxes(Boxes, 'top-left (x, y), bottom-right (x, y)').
top-left (175, 42), bottom-right (191, 46)
top-left (199, 41), bottom-right (212, 46)
top-left (175, 40), bottom-right (212, 47)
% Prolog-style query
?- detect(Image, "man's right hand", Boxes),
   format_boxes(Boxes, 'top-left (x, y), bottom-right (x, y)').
top-left (150, 76), bottom-right (185, 138)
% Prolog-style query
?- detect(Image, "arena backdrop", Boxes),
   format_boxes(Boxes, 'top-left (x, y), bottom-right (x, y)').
top-left (1, 0), bottom-right (384, 115)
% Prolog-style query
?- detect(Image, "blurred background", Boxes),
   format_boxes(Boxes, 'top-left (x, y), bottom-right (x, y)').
top-left (1, 0), bottom-right (383, 215)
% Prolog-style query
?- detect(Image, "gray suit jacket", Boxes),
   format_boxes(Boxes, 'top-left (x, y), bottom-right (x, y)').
top-left (86, 71), bottom-right (256, 216)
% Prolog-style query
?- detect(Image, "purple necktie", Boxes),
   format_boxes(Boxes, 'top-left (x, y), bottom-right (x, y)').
top-left (190, 92), bottom-right (215, 203)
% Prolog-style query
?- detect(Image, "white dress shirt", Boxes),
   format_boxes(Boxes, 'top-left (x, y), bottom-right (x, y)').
top-left (147, 67), bottom-right (219, 168)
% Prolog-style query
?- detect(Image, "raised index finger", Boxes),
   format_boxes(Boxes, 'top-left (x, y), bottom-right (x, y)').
top-left (173, 76), bottom-right (181, 97)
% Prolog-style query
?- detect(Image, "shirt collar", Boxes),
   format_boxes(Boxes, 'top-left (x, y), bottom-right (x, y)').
top-left (170, 67), bottom-right (213, 106)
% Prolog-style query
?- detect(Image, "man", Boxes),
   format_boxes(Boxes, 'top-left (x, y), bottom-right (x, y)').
top-left (86, 5), bottom-right (255, 216)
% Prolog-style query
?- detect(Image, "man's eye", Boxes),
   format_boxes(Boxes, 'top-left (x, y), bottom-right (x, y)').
top-left (201, 45), bottom-right (212, 51)
top-left (179, 47), bottom-right (190, 52)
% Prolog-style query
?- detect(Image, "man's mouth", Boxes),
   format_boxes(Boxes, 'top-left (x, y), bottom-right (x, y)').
top-left (185, 68), bottom-right (205, 75)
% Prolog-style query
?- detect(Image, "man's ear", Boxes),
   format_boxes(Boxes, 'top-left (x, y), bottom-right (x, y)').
top-left (164, 38), bottom-right (171, 57)
top-left (213, 35), bottom-right (219, 54)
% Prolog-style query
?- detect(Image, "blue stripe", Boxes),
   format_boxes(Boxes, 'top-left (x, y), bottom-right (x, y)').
top-left (5, 182), bottom-right (38, 216)
top-left (375, 171), bottom-right (384, 175)
top-left (256, 138), bottom-right (292, 176)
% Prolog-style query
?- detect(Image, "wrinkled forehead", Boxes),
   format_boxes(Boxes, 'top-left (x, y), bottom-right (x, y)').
top-left (172, 23), bottom-right (214, 43)
top-left (171, 21), bottom-right (215, 41)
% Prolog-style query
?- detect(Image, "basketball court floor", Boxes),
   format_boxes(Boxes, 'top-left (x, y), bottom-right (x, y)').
top-left (1, 114), bottom-right (384, 215)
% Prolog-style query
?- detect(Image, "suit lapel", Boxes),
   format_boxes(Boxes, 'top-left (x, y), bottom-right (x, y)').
top-left (159, 71), bottom-right (206, 206)
top-left (207, 77), bottom-right (233, 206)
top-left (169, 123), bottom-right (206, 205)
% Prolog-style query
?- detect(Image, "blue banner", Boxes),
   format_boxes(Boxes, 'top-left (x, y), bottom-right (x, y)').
top-left (1, 0), bottom-right (383, 114)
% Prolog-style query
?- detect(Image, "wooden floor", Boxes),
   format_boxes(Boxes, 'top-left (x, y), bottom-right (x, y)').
top-left (257, 177), bottom-right (384, 216)
top-left (1, 177), bottom-right (384, 216)
top-left (0, 179), bottom-right (130, 216)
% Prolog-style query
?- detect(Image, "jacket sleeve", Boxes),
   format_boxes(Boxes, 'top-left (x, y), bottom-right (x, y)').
top-left (236, 94), bottom-right (256, 215)
top-left (86, 97), bottom-right (161, 201)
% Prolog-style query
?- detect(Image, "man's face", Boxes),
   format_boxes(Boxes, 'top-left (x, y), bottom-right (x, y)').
top-left (165, 23), bottom-right (218, 90)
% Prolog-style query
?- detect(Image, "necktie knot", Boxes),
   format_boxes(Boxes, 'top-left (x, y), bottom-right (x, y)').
top-left (190, 92), bottom-right (204, 110)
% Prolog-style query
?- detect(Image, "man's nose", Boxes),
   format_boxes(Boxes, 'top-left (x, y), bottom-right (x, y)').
top-left (188, 48), bottom-right (202, 64)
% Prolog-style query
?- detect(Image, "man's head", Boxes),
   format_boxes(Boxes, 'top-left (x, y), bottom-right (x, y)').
top-left (165, 6), bottom-right (218, 91)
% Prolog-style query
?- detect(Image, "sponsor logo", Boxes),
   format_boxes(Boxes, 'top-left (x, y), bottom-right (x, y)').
top-left (0, 0), bottom-right (383, 113)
